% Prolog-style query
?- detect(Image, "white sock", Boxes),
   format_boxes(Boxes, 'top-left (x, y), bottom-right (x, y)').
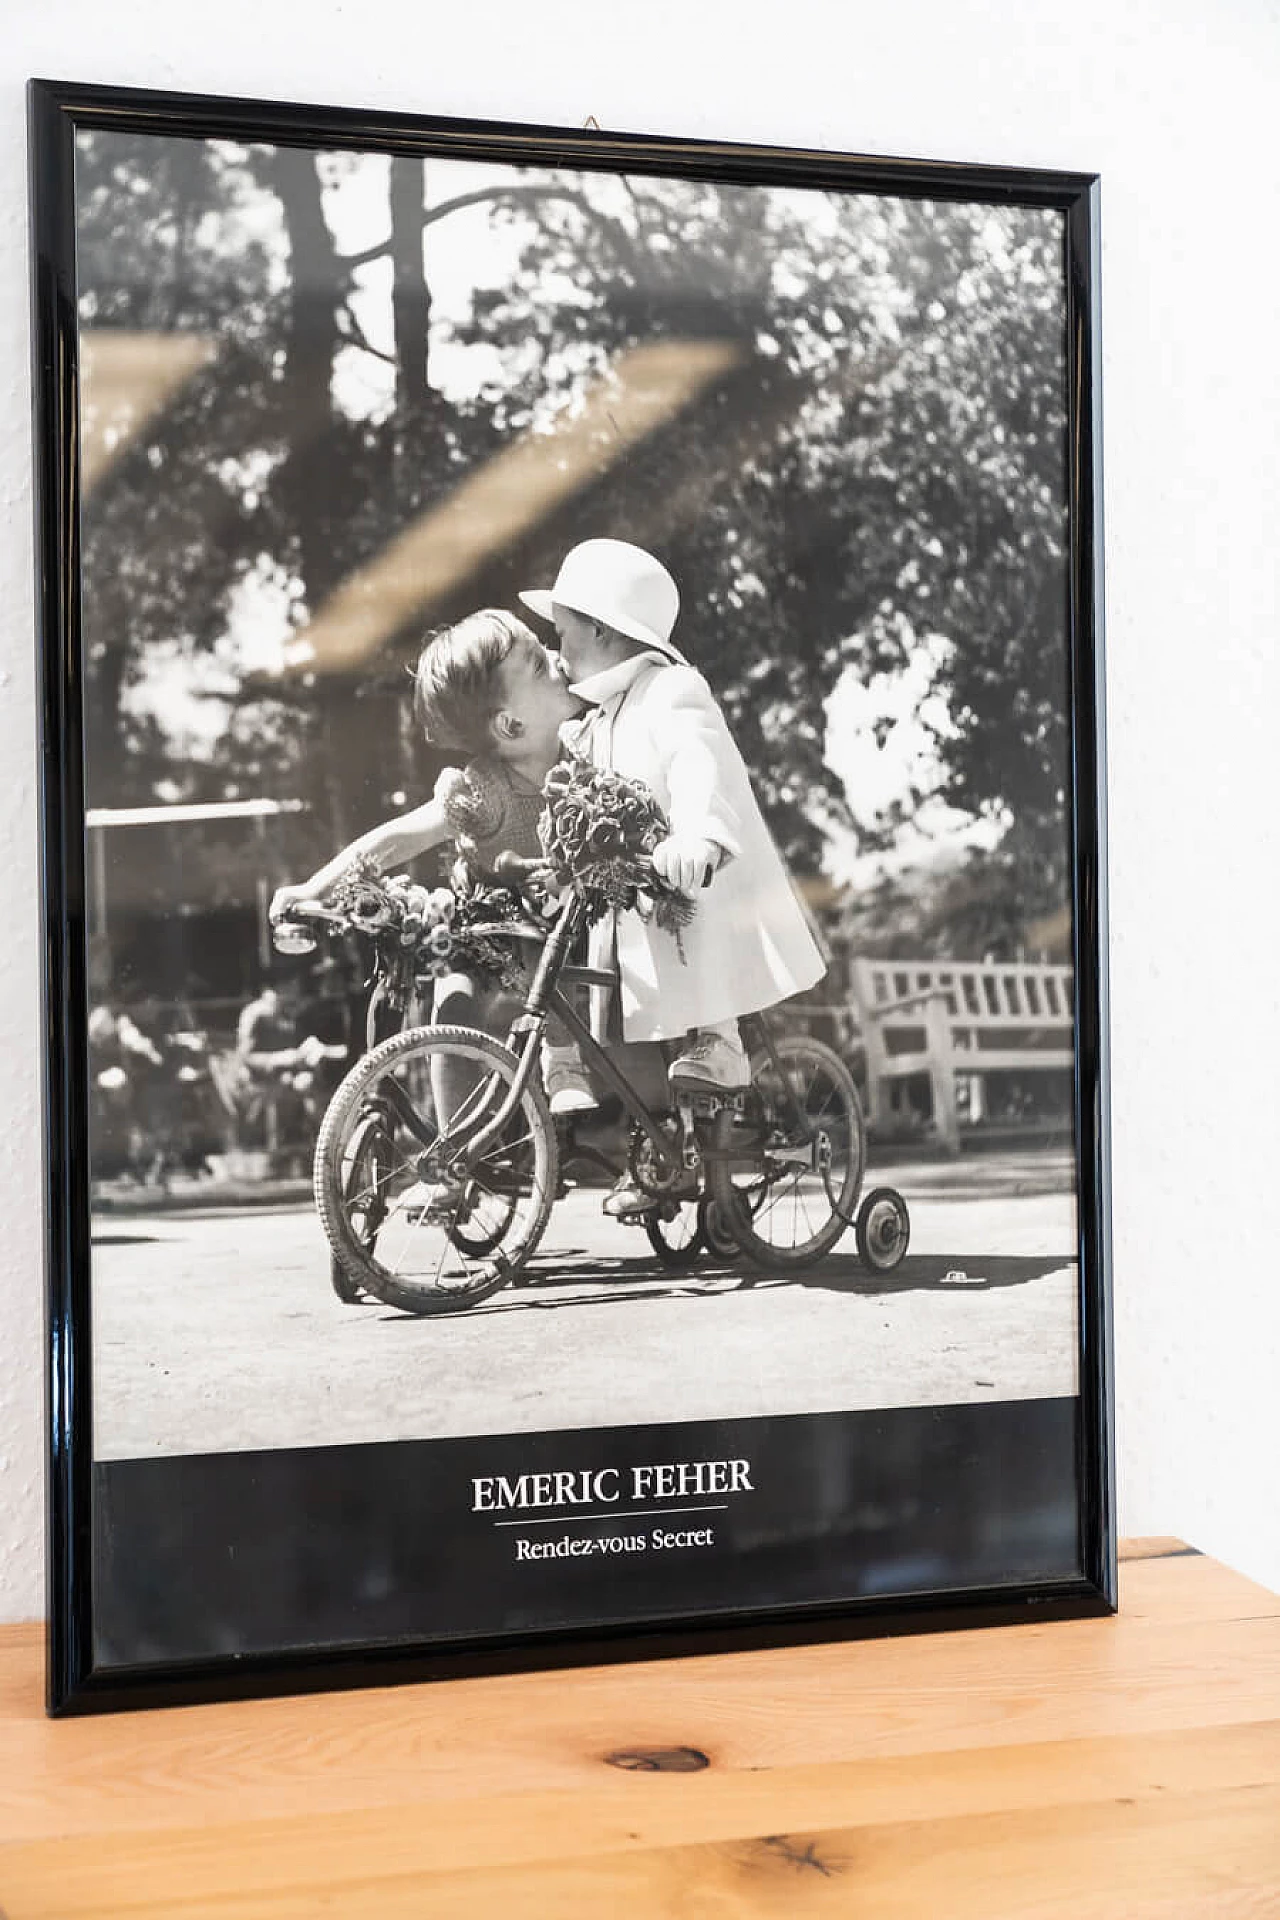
top-left (543, 1041), bottom-right (586, 1073)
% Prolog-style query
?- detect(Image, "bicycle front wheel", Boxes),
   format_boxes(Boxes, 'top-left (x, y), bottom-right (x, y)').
top-left (707, 1035), bottom-right (865, 1273)
top-left (328, 1109), bottom-right (392, 1303)
top-left (314, 1024), bottom-right (557, 1315)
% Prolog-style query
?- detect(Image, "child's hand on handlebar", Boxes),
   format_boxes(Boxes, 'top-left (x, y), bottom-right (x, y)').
top-left (650, 835), bottom-right (721, 895)
top-left (492, 852), bottom-right (565, 915)
top-left (269, 882), bottom-right (314, 923)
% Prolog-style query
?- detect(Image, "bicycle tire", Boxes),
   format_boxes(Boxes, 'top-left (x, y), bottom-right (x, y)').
top-left (328, 1108), bottom-right (391, 1304)
top-left (699, 1194), bottom-right (745, 1262)
top-left (707, 1034), bottom-right (865, 1274)
top-left (854, 1186), bottom-right (911, 1272)
top-left (643, 1200), bottom-right (705, 1270)
top-left (314, 1024), bottom-right (557, 1315)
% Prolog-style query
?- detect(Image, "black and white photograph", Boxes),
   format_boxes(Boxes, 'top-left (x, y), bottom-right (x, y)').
top-left (31, 84), bottom-right (1110, 1708)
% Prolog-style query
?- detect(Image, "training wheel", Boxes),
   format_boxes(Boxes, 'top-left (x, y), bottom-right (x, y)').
top-left (854, 1187), bottom-right (911, 1272)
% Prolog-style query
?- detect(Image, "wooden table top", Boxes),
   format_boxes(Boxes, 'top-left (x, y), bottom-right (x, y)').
top-left (0, 1539), bottom-right (1277, 1917)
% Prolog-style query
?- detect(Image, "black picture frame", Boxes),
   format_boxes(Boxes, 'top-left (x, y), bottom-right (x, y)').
top-left (29, 77), bottom-right (1113, 1715)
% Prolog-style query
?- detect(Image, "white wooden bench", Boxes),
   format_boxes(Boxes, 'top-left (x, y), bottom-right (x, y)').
top-left (847, 958), bottom-right (1075, 1151)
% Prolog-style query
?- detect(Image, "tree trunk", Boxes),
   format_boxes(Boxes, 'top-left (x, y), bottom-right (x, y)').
top-left (390, 156), bottom-right (430, 419)
top-left (259, 148), bottom-right (355, 845)
top-left (387, 155), bottom-right (436, 805)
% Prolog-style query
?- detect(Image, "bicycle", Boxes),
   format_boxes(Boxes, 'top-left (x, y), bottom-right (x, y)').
top-left (275, 855), bottom-right (910, 1316)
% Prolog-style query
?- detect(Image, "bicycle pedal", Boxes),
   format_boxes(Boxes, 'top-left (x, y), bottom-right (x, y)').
top-left (673, 1085), bottom-right (746, 1117)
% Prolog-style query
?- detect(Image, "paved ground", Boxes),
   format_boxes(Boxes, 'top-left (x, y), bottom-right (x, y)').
top-left (91, 1148), bottom-right (1080, 1460)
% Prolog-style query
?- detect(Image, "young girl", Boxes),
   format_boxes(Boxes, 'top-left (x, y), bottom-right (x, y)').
top-left (520, 539), bottom-right (827, 1211)
top-left (269, 610), bottom-right (594, 1120)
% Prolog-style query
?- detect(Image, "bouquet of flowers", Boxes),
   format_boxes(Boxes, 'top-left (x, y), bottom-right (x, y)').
top-left (537, 757), bottom-right (696, 948)
top-left (330, 861), bottom-right (523, 1000)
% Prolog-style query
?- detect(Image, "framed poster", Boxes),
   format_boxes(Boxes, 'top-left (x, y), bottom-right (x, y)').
top-left (29, 78), bottom-right (1112, 1714)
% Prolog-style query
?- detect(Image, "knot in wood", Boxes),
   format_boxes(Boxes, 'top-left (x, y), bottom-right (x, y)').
top-left (604, 1745), bottom-right (710, 1773)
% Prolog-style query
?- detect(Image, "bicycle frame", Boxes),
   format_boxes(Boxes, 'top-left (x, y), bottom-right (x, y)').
top-left (450, 890), bottom-right (685, 1179)
top-left (460, 893), bottom-right (814, 1183)
top-left (318, 880), bottom-right (821, 1190)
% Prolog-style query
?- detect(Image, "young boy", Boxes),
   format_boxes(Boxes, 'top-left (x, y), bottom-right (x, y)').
top-left (520, 539), bottom-right (826, 1208)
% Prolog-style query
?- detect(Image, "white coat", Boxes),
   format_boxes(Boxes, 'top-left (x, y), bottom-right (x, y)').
top-left (565, 653), bottom-right (827, 1043)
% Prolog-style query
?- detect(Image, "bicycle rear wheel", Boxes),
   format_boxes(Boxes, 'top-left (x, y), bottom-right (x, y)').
top-left (707, 1035), bottom-right (865, 1273)
top-left (314, 1025), bottom-right (557, 1315)
top-left (644, 1199), bottom-right (704, 1269)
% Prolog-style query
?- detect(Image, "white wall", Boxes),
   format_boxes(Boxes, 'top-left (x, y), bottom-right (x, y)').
top-left (2, 0), bottom-right (1278, 1623)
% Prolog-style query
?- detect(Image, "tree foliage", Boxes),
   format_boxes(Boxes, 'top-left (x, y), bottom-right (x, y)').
top-left (76, 133), bottom-right (1070, 957)
top-left (468, 175), bottom-right (1070, 929)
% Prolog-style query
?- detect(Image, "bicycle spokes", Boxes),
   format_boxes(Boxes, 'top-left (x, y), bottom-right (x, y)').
top-left (707, 1036), bottom-right (866, 1273)
top-left (315, 1026), bottom-right (558, 1313)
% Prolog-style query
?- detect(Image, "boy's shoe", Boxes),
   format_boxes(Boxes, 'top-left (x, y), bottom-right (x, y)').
top-left (543, 1054), bottom-right (599, 1117)
top-left (668, 1031), bottom-right (751, 1092)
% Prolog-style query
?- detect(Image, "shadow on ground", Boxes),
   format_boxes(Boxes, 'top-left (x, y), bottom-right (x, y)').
top-left (362, 1249), bottom-right (1074, 1321)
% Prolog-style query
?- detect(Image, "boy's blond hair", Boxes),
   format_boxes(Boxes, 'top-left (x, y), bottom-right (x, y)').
top-left (412, 610), bottom-right (533, 753)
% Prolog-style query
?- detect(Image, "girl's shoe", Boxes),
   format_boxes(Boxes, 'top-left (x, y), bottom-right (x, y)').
top-left (602, 1173), bottom-right (653, 1219)
top-left (668, 1030), bottom-right (750, 1092)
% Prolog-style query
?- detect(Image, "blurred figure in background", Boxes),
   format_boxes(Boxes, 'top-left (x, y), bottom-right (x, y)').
top-left (232, 976), bottom-right (345, 1172)
top-left (87, 1001), bottom-right (164, 1182)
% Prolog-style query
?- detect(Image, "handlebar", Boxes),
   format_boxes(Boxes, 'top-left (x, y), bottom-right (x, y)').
top-left (270, 898), bottom-right (346, 956)
top-left (493, 849), bottom-right (715, 895)
top-left (492, 849), bottom-right (664, 906)
top-left (271, 844), bottom-right (714, 958)
top-left (492, 852), bottom-right (548, 888)
top-left (273, 898), bottom-right (346, 925)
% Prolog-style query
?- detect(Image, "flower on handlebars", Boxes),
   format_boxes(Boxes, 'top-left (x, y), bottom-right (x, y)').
top-left (551, 801), bottom-right (589, 842)
top-left (536, 755), bottom-right (695, 951)
top-left (342, 881), bottom-right (396, 932)
top-left (587, 819), bottom-right (622, 855)
top-left (306, 857), bottom-right (525, 1006)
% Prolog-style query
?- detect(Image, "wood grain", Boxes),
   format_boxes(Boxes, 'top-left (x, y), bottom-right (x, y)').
top-left (1, 1543), bottom-right (1277, 1917)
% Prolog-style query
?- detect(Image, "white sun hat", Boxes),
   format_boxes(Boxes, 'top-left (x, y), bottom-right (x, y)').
top-left (520, 539), bottom-right (685, 663)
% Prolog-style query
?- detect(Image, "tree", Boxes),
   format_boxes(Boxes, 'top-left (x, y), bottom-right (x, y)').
top-left (459, 177), bottom-right (1069, 929)
top-left (76, 136), bottom-right (1070, 957)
